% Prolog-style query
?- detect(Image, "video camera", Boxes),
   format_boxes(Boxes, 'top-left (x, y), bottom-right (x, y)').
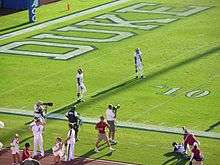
top-left (42, 102), bottom-right (53, 106)
top-left (113, 104), bottom-right (120, 111)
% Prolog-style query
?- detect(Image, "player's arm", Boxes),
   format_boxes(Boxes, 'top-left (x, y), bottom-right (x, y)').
top-left (106, 122), bottom-right (110, 129)
top-left (140, 55), bottom-right (142, 62)
top-left (134, 56), bottom-right (137, 65)
top-left (77, 77), bottom-right (81, 86)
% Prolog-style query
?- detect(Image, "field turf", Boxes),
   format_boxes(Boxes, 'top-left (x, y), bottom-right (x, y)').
top-left (0, 0), bottom-right (220, 164)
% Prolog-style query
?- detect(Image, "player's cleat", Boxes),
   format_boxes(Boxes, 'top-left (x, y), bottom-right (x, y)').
top-left (140, 75), bottom-right (143, 79)
top-left (109, 147), bottom-right (115, 151)
top-left (94, 147), bottom-right (99, 153)
top-left (135, 76), bottom-right (138, 79)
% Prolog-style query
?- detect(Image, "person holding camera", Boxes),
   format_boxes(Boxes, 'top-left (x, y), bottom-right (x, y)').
top-left (65, 106), bottom-right (81, 141)
top-left (33, 101), bottom-right (53, 124)
top-left (106, 104), bottom-right (120, 144)
top-left (34, 101), bottom-right (47, 123)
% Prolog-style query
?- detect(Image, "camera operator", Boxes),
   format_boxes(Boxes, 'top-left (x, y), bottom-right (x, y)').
top-left (65, 106), bottom-right (81, 141)
top-left (34, 101), bottom-right (47, 123)
top-left (34, 101), bottom-right (53, 124)
top-left (106, 104), bottom-right (120, 144)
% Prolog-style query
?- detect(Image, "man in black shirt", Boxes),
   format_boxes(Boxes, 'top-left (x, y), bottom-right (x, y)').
top-left (65, 106), bottom-right (81, 141)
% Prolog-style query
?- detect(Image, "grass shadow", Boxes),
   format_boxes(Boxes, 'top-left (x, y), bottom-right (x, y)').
top-left (162, 152), bottom-right (189, 165)
top-left (0, 22), bottom-right (29, 32)
top-left (205, 121), bottom-right (220, 132)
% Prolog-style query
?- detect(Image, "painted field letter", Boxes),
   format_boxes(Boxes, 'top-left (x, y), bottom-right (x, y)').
top-left (0, 41), bottom-right (94, 60)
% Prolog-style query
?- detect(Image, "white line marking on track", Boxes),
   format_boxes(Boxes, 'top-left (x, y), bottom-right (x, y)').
top-left (0, 107), bottom-right (220, 139)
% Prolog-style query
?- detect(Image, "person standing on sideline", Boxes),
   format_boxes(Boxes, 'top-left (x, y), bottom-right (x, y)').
top-left (10, 134), bottom-right (20, 165)
top-left (65, 123), bottom-right (75, 161)
top-left (183, 127), bottom-right (200, 153)
top-left (106, 104), bottom-right (117, 144)
top-left (94, 116), bottom-right (114, 152)
top-left (65, 106), bottom-right (82, 141)
top-left (52, 137), bottom-right (64, 164)
top-left (134, 48), bottom-right (143, 79)
top-left (22, 143), bottom-right (31, 161)
top-left (30, 119), bottom-right (44, 158)
top-left (76, 68), bottom-right (87, 102)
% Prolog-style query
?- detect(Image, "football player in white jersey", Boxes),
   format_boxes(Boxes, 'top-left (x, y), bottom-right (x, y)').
top-left (65, 123), bottom-right (75, 161)
top-left (76, 68), bottom-right (87, 101)
top-left (30, 119), bottom-right (44, 158)
top-left (134, 48), bottom-right (143, 79)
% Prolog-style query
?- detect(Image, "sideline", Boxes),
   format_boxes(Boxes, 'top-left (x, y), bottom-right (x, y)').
top-left (0, 107), bottom-right (220, 140)
top-left (0, 0), bottom-right (130, 40)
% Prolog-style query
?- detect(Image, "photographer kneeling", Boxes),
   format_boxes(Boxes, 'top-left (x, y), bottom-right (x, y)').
top-left (65, 106), bottom-right (81, 141)
top-left (106, 104), bottom-right (120, 144)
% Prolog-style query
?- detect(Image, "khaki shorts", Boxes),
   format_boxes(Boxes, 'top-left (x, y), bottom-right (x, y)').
top-left (97, 133), bottom-right (108, 141)
top-left (107, 120), bottom-right (115, 132)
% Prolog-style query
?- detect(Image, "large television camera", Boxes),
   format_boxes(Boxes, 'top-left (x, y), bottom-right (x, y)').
top-left (113, 104), bottom-right (120, 112)
top-left (42, 102), bottom-right (53, 106)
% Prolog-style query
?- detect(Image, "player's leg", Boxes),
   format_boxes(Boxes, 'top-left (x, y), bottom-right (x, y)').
top-left (138, 63), bottom-right (143, 78)
top-left (12, 154), bottom-right (16, 164)
top-left (81, 84), bottom-right (87, 101)
top-left (66, 143), bottom-right (71, 161)
top-left (104, 134), bottom-right (115, 151)
top-left (94, 135), bottom-right (101, 152)
top-left (16, 152), bottom-right (20, 163)
top-left (69, 143), bottom-right (74, 160)
top-left (135, 64), bottom-right (138, 78)
top-left (33, 137), bottom-right (38, 157)
top-left (76, 85), bottom-right (81, 101)
top-left (39, 137), bottom-right (44, 157)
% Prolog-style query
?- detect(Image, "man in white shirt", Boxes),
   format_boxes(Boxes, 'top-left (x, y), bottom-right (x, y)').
top-left (30, 119), bottom-right (44, 157)
top-left (65, 123), bottom-right (75, 161)
top-left (106, 104), bottom-right (116, 144)
top-left (76, 68), bottom-right (87, 102)
top-left (134, 48), bottom-right (143, 79)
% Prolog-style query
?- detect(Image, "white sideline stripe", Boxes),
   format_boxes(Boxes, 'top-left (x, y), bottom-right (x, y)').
top-left (0, 108), bottom-right (220, 139)
top-left (0, 0), bottom-right (130, 40)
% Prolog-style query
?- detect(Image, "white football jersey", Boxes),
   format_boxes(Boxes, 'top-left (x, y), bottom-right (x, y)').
top-left (134, 49), bottom-right (142, 63)
top-left (76, 73), bottom-right (84, 86)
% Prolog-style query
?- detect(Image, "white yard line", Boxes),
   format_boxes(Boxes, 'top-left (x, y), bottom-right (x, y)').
top-left (0, 107), bottom-right (220, 139)
top-left (0, 0), bottom-right (130, 40)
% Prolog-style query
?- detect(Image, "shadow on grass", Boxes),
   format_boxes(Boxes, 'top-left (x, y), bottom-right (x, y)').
top-left (205, 121), bottom-right (220, 132)
top-left (74, 142), bottom-right (113, 164)
top-left (52, 46), bottom-right (220, 115)
top-left (162, 152), bottom-right (189, 165)
top-left (0, 22), bottom-right (29, 32)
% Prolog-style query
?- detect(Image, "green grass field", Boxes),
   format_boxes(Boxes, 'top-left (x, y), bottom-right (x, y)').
top-left (0, 0), bottom-right (220, 164)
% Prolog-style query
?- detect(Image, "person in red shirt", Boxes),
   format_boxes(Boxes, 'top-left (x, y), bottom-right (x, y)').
top-left (183, 127), bottom-right (200, 152)
top-left (22, 143), bottom-right (30, 161)
top-left (94, 116), bottom-right (115, 152)
top-left (189, 144), bottom-right (203, 165)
